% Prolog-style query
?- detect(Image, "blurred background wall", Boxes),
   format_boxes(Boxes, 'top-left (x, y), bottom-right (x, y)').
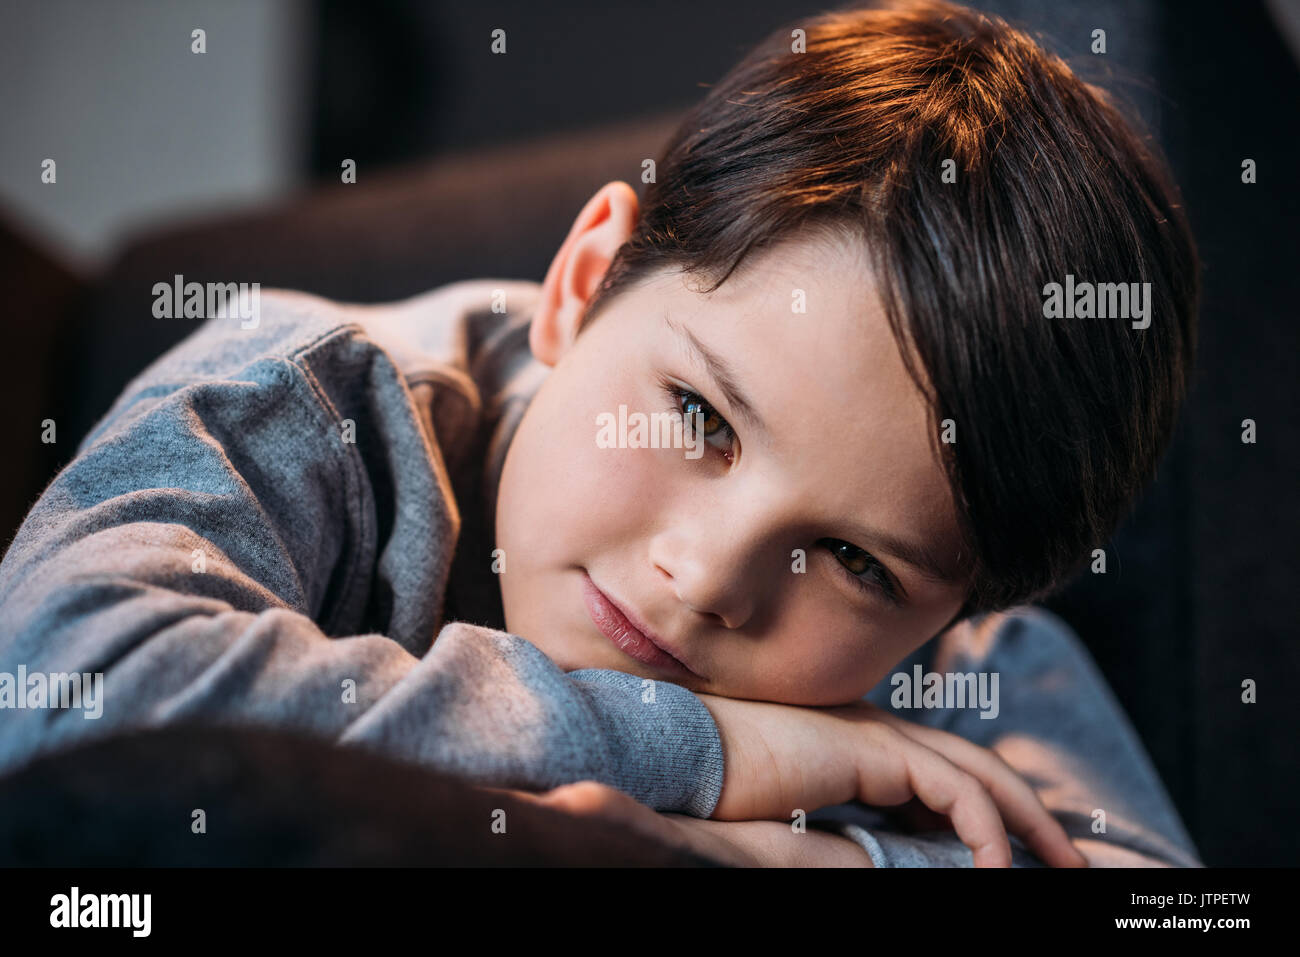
top-left (4, 0), bottom-right (1298, 264)
top-left (0, 0), bottom-right (309, 272)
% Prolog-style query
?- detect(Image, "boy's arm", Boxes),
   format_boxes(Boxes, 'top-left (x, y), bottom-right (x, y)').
top-left (808, 607), bottom-right (1203, 867)
top-left (0, 304), bottom-right (722, 818)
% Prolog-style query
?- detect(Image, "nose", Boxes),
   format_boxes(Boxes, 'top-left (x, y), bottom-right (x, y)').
top-left (651, 555), bottom-right (751, 629)
top-left (647, 495), bottom-right (790, 630)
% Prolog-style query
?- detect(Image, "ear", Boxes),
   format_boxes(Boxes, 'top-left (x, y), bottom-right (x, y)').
top-left (529, 181), bottom-right (640, 366)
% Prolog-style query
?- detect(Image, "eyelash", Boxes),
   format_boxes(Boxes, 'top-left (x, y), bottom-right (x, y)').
top-left (660, 377), bottom-right (738, 457)
top-left (658, 376), bottom-right (902, 606)
top-left (821, 539), bottom-right (902, 606)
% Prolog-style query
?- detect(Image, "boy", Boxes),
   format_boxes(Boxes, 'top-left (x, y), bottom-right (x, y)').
top-left (0, 0), bottom-right (1200, 866)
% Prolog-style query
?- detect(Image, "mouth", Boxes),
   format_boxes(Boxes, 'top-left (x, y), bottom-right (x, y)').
top-left (580, 570), bottom-right (700, 680)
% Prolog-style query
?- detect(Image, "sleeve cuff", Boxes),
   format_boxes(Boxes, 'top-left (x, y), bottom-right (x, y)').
top-left (811, 821), bottom-right (892, 866)
top-left (567, 670), bottom-right (725, 818)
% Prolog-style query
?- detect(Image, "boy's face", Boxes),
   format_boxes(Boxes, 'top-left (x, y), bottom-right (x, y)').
top-left (494, 184), bottom-right (970, 705)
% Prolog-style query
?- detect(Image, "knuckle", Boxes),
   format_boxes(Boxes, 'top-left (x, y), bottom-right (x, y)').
top-left (987, 749), bottom-right (1019, 779)
top-left (956, 770), bottom-right (989, 803)
top-left (868, 721), bottom-right (908, 750)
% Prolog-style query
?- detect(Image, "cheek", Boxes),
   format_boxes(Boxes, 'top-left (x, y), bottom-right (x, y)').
top-left (778, 635), bottom-right (894, 705)
top-left (497, 375), bottom-right (677, 567)
top-left (751, 589), bottom-right (911, 705)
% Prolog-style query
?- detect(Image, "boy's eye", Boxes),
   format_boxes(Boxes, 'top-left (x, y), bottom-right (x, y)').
top-left (663, 382), bottom-right (737, 455)
top-left (821, 538), bottom-right (902, 605)
top-left (660, 377), bottom-right (898, 605)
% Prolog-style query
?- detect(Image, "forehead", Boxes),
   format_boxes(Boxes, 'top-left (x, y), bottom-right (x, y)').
top-left (634, 229), bottom-right (962, 564)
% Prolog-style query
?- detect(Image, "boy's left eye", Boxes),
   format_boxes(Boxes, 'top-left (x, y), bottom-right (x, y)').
top-left (662, 382), bottom-right (737, 457)
top-left (821, 539), bottom-right (902, 605)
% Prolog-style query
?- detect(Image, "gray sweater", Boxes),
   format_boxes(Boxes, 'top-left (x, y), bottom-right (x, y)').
top-left (0, 280), bottom-right (1201, 866)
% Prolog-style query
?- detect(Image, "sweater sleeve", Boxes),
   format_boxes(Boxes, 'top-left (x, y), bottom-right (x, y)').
top-left (336, 629), bottom-right (723, 816)
top-left (807, 607), bottom-right (1202, 867)
top-left (0, 300), bottom-right (724, 818)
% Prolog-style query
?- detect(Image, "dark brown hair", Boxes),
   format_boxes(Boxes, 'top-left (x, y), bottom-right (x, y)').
top-left (579, 0), bottom-right (1199, 615)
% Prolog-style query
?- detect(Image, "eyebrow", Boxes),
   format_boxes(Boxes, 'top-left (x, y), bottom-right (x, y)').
top-left (860, 525), bottom-right (963, 588)
top-left (664, 312), bottom-right (961, 589)
top-left (665, 314), bottom-right (768, 438)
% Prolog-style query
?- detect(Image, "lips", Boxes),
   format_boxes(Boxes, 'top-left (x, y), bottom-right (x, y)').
top-left (580, 571), bottom-right (698, 679)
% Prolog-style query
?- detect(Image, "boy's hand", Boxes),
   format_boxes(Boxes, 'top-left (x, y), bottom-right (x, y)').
top-left (659, 814), bottom-right (877, 866)
top-left (499, 780), bottom-right (758, 865)
top-left (695, 693), bottom-right (1088, 868)
top-left (506, 781), bottom-right (873, 866)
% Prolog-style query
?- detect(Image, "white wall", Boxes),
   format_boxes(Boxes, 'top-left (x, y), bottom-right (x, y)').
top-left (0, 0), bottom-right (309, 272)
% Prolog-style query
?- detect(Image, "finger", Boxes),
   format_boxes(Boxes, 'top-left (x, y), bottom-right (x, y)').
top-left (478, 784), bottom-right (553, 807)
top-left (489, 781), bottom-right (635, 820)
top-left (858, 724), bottom-right (1013, 867)
top-left (869, 716), bottom-right (1087, 868)
top-left (534, 781), bottom-right (714, 856)
top-left (658, 815), bottom-right (769, 867)
top-left (531, 781), bottom-right (646, 821)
